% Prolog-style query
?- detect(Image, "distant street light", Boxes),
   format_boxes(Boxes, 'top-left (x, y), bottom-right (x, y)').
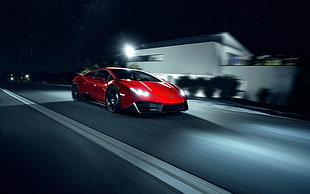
top-left (124, 44), bottom-right (135, 58)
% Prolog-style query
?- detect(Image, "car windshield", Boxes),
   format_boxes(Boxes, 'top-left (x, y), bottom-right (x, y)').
top-left (110, 69), bottom-right (161, 82)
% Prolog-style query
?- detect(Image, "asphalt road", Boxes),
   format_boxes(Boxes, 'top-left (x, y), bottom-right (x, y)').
top-left (1, 82), bottom-right (310, 193)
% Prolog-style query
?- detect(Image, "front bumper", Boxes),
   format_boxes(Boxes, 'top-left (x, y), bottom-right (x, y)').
top-left (124, 101), bottom-right (188, 113)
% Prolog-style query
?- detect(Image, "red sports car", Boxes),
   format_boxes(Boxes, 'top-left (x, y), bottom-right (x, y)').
top-left (72, 67), bottom-right (188, 113)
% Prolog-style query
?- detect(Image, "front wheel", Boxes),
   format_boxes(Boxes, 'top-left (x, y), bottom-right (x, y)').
top-left (106, 86), bottom-right (121, 113)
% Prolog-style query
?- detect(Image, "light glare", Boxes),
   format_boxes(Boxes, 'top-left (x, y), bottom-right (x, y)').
top-left (124, 45), bottom-right (135, 58)
top-left (180, 89), bottom-right (187, 97)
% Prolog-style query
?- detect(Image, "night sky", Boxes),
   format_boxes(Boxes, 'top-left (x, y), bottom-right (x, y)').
top-left (0, 0), bottom-right (308, 72)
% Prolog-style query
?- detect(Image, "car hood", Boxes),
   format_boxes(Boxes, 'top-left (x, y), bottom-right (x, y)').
top-left (119, 80), bottom-right (184, 102)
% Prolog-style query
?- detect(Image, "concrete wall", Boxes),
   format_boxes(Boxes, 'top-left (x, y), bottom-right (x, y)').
top-left (221, 66), bottom-right (299, 105)
top-left (130, 42), bottom-right (221, 75)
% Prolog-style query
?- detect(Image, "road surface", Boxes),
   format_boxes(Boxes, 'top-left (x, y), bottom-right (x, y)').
top-left (1, 82), bottom-right (310, 193)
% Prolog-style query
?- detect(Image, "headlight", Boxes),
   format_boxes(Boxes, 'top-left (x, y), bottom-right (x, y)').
top-left (180, 89), bottom-right (187, 97)
top-left (130, 88), bottom-right (150, 97)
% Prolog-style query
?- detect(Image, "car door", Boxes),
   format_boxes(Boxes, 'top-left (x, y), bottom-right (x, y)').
top-left (81, 71), bottom-right (95, 95)
top-left (83, 70), bottom-right (98, 99)
top-left (91, 70), bottom-right (111, 102)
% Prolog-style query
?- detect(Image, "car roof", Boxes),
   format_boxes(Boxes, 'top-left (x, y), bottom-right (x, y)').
top-left (96, 67), bottom-right (138, 71)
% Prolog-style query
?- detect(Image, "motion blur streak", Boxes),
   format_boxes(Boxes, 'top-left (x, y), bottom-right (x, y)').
top-left (243, 123), bottom-right (310, 141)
top-left (18, 91), bottom-right (73, 103)
top-left (0, 88), bottom-right (230, 194)
top-left (188, 132), bottom-right (310, 172)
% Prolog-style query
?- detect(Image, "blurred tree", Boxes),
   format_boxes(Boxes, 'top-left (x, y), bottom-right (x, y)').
top-left (202, 79), bottom-right (216, 98)
top-left (221, 76), bottom-right (240, 98)
top-left (176, 76), bottom-right (196, 97)
top-left (79, 58), bottom-right (121, 74)
top-left (200, 75), bottom-right (240, 98)
top-left (176, 76), bottom-right (203, 97)
top-left (195, 77), bottom-right (206, 87)
top-left (175, 76), bottom-right (191, 88)
top-left (176, 75), bottom-right (239, 99)
top-left (111, 61), bottom-right (121, 67)
top-left (80, 59), bottom-right (100, 74)
top-left (127, 63), bottom-right (142, 70)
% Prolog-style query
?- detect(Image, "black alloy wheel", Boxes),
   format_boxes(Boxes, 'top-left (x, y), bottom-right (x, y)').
top-left (71, 83), bottom-right (80, 100)
top-left (106, 86), bottom-right (121, 113)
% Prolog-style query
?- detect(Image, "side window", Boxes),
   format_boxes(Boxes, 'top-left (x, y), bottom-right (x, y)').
top-left (106, 71), bottom-right (114, 81)
top-left (92, 70), bottom-right (114, 81)
top-left (93, 70), bottom-right (106, 79)
top-left (92, 71), bottom-right (99, 78)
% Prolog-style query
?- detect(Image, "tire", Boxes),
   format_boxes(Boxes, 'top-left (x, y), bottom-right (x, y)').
top-left (106, 86), bottom-right (121, 113)
top-left (71, 83), bottom-right (80, 100)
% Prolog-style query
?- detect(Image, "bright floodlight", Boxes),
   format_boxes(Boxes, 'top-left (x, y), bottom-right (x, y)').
top-left (124, 44), bottom-right (135, 58)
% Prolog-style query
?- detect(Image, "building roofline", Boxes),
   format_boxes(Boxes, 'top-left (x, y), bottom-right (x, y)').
top-left (139, 32), bottom-right (224, 49)
top-left (138, 32), bottom-right (253, 56)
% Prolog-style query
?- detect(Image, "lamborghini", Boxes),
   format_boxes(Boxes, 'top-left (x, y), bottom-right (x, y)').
top-left (72, 67), bottom-right (188, 113)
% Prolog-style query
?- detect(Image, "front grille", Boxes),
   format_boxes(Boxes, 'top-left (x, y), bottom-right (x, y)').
top-left (162, 102), bottom-right (188, 112)
top-left (134, 101), bottom-right (188, 113)
top-left (135, 101), bottom-right (163, 112)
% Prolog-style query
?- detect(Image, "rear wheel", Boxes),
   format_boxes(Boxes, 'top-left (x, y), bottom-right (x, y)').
top-left (106, 86), bottom-right (121, 113)
top-left (71, 83), bottom-right (80, 100)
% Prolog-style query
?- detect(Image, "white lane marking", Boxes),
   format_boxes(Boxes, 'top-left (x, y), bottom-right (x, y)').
top-left (1, 88), bottom-right (230, 194)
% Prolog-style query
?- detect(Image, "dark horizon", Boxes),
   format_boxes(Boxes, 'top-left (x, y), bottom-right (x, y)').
top-left (1, 0), bottom-right (309, 72)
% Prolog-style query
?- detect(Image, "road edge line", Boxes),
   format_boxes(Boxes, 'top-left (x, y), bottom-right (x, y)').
top-left (1, 88), bottom-right (231, 194)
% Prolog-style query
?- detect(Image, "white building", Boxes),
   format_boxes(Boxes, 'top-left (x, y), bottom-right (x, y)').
top-left (127, 32), bottom-right (299, 105)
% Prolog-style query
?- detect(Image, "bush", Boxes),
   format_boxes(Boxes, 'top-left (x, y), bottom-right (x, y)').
top-left (175, 76), bottom-right (192, 88)
top-left (175, 76), bottom-right (201, 97)
top-left (176, 75), bottom-right (240, 99)
top-left (212, 76), bottom-right (240, 98)
top-left (202, 79), bottom-right (216, 98)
